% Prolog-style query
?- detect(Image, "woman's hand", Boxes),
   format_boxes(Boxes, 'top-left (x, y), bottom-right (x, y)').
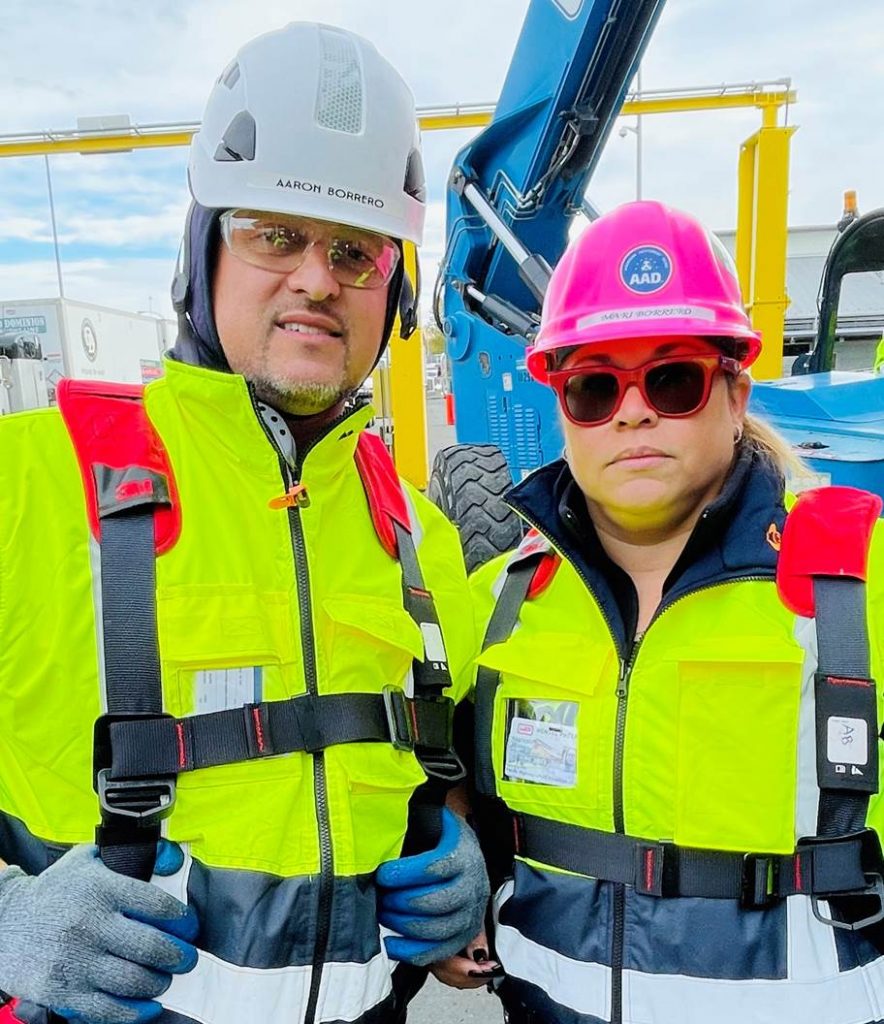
top-left (429, 929), bottom-right (502, 990)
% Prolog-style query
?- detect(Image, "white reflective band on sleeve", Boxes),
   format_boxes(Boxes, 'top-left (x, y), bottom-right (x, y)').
top-left (577, 305), bottom-right (717, 328)
top-left (161, 947), bottom-right (393, 1024)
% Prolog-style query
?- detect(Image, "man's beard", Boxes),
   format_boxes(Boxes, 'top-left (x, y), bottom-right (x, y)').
top-left (250, 374), bottom-right (350, 416)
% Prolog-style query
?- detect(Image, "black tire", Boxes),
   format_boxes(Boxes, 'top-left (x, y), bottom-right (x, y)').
top-left (428, 444), bottom-right (523, 572)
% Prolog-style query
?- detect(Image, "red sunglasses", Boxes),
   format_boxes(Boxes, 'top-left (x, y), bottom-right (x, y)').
top-left (548, 354), bottom-right (742, 427)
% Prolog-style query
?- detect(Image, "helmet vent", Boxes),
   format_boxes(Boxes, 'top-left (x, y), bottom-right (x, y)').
top-left (404, 148), bottom-right (426, 202)
top-left (219, 61), bottom-right (240, 89)
top-left (315, 28), bottom-right (364, 134)
top-left (213, 110), bottom-right (256, 162)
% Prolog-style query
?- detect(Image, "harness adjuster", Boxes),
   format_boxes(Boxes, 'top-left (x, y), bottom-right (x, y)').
top-left (740, 854), bottom-right (779, 910)
top-left (383, 685), bottom-right (415, 752)
top-left (96, 770), bottom-right (176, 823)
top-left (799, 829), bottom-right (884, 931)
top-left (93, 713), bottom-right (177, 825)
top-left (635, 841), bottom-right (680, 897)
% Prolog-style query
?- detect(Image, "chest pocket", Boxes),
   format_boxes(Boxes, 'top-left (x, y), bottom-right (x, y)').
top-left (672, 636), bottom-right (805, 853)
top-left (322, 596), bottom-right (427, 874)
top-left (477, 630), bottom-right (616, 829)
top-left (158, 586), bottom-right (315, 872)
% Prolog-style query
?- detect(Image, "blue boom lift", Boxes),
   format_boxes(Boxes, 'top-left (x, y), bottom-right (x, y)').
top-left (431, 0), bottom-right (884, 569)
top-left (429, 0), bottom-right (667, 568)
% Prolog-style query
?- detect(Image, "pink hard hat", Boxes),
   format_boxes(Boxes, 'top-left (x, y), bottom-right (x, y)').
top-left (526, 200), bottom-right (762, 383)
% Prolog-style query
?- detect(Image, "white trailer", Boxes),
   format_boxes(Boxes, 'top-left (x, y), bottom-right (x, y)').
top-left (0, 298), bottom-right (173, 411)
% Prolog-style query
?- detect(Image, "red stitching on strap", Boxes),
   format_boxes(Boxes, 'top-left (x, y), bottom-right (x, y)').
top-left (827, 676), bottom-right (872, 688)
top-left (794, 853), bottom-right (803, 892)
top-left (175, 722), bottom-right (186, 769)
top-left (645, 848), bottom-right (655, 892)
top-left (252, 707), bottom-right (266, 754)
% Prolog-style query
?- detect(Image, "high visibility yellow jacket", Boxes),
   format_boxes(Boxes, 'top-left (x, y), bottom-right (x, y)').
top-left (0, 358), bottom-right (474, 1024)
top-left (471, 450), bottom-right (884, 1024)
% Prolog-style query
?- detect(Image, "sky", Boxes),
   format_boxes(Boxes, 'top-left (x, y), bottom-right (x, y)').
top-left (1, 0), bottom-right (882, 322)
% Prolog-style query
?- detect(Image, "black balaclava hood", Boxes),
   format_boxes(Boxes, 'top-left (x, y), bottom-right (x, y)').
top-left (169, 203), bottom-right (229, 371)
top-left (169, 201), bottom-right (409, 377)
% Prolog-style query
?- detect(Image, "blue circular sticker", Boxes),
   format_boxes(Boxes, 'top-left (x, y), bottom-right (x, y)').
top-left (620, 245), bottom-right (672, 294)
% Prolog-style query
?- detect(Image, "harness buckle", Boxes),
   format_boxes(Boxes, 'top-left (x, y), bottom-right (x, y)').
top-left (93, 713), bottom-right (177, 825)
top-left (383, 686), bottom-right (415, 752)
top-left (740, 854), bottom-right (779, 910)
top-left (96, 769), bottom-right (176, 824)
top-left (801, 829), bottom-right (884, 931)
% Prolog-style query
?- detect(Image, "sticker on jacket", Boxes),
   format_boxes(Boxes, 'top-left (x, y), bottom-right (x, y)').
top-left (194, 667), bottom-right (263, 714)
top-left (504, 703), bottom-right (577, 787)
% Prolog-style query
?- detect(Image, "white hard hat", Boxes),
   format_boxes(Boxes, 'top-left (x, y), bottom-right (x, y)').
top-left (188, 22), bottom-right (426, 246)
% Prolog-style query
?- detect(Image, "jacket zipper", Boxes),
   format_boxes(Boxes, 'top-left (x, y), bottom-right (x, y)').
top-left (250, 394), bottom-right (355, 1024)
top-left (508, 500), bottom-right (773, 1024)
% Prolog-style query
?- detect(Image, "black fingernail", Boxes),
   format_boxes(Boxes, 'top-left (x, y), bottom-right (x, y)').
top-left (472, 948), bottom-right (488, 963)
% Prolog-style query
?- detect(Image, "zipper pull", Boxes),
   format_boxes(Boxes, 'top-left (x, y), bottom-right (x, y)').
top-left (616, 661), bottom-right (628, 698)
top-left (268, 483), bottom-right (310, 510)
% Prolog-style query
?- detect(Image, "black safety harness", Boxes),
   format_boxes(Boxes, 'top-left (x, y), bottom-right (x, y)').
top-left (475, 489), bottom-right (884, 931)
top-left (58, 379), bottom-right (463, 883)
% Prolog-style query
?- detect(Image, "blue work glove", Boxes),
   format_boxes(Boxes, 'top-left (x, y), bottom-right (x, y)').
top-left (376, 808), bottom-right (489, 966)
top-left (0, 844), bottom-right (198, 1024)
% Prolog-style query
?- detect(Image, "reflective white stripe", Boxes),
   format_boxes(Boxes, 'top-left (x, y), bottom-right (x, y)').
top-left (787, 894), bottom-right (839, 983)
top-left (494, 922), bottom-right (612, 1020)
top-left (623, 952), bottom-right (884, 1024)
top-left (161, 948), bottom-right (393, 1024)
top-left (153, 848), bottom-right (392, 1024)
top-left (793, 615), bottom-right (821, 840)
top-left (493, 879), bottom-right (611, 1020)
top-left (88, 536), bottom-right (108, 712)
top-left (401, 486), bottom-right (424, 550)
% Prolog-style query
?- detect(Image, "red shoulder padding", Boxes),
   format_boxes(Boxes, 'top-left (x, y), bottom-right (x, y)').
top-left (354, 432), bottom-right (411, 559)
top-left (515, 529), bottom-right (561, 599)
top-left (777, 486), bottom-right (882, 618)
top-left (0, 999), bottom-right (28, 1023)
top-left (527, 552), bottom-right (561, 599)
top-left (57, 379), bottom-right (181, 555)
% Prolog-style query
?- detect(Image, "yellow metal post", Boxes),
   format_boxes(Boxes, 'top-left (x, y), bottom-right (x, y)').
top-left (735, 125), bottom-right (796, 380)
top-left (388, 243), bottom-right (429, 489)
top-left (734, 142), bottom-right (756, 302)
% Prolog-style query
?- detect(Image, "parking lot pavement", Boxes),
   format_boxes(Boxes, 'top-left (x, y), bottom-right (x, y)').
top-left (408, 975), bottom-right (504, 1023)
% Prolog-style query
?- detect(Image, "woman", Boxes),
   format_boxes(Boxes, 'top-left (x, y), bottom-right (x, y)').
top-left (451, 200), bottom-right (884, 1024)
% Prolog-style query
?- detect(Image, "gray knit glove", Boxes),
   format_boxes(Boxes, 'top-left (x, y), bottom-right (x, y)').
top-left (0, 844), bottom-right (198, 1024)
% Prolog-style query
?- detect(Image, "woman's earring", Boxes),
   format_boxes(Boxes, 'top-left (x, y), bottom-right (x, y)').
top-left (733, 424), bottom-right (744, 445)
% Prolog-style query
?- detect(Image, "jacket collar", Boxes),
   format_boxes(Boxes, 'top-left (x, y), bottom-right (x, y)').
top-left (158, 357), bottom-right (373, 481)
top-left (507, 445), bottom-right (786, 653)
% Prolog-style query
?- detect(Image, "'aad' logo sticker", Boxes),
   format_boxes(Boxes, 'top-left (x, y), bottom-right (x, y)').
top-left (620, 245), bottom-right (672, 295)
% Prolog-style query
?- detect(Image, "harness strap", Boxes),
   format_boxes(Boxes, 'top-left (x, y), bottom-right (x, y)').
top-left (58, 380), bottom-right (175, 884)
top-left (103, 690), bottom-right (455, 776)
top-left (514, 814), bottom-right (880, 906)
top-left (475, 557), bottom-right (540, 798)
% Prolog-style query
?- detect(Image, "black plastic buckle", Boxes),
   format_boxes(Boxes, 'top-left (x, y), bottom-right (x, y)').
top-left (417, 750), bottom-right (467, 784)
top-left (741, 854), bottom-right (779, 910)
top-left (96, 769), bottom-right (176, 823)
top-left (383, 686), bottom-right (415, 752)
top-left (801, 829), bottom-right (884, 931)
top-left (93, 713), bottom-right (177, 825)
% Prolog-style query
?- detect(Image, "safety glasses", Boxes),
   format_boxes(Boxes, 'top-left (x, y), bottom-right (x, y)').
top-left (548, 354), bottom-right (742, 426)
top-left (220, 209), bottom-right (400, 289)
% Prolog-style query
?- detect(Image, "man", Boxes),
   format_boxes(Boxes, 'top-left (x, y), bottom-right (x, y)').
top-left (0, 23), bottom-right (486, 1024)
